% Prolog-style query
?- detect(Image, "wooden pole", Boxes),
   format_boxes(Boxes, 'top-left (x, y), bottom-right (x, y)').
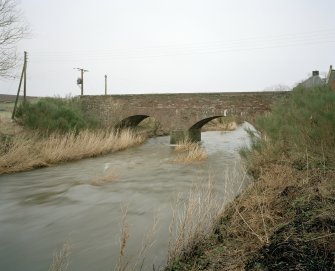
top-left (105, 74), bottom-right (107, 95)
top-left (81, 68), bottom-right (84, 95)
top-left (23, 51), bottom-right (27, 102)
top-left (74, 67), bottom-right (88, 95)
top-left (12, 52), bottom-right (27, 119)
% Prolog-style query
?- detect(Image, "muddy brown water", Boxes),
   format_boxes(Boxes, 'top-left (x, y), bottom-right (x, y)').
top-left (0, 123), bottom-right (255, 271)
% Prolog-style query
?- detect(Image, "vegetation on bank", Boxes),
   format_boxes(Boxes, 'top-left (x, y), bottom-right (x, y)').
top-left (15, 97), bottom-right (99, 134)
top-left (244, 85), bottom-right (335, 175)
top-left (166, 86), bottom-right (335, 270)
top-left (0, 129), bottom-right (145, 174)
top-left (0, 97), bottom-right (146, 174)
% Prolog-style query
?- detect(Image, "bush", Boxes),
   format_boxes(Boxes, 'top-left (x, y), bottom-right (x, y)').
top-left (15, 97), bottom-right (99, 134)
top-left (247, 85), bottom-right (335, 171)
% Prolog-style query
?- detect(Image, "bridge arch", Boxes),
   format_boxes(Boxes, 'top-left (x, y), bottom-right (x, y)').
top-left (115, 115), bottom-right (165, 136)
top-left (189, 116), bottom-right (224, 130)
top-left (115, 115), bottom-right (150, 128)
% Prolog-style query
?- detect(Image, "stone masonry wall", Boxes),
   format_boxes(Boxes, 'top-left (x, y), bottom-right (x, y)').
top-left (80, 91), bottom-right (289, 132)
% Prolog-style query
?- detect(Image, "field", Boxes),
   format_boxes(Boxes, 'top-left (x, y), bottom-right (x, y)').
top-left (0, 96), bottom-right (28, 136)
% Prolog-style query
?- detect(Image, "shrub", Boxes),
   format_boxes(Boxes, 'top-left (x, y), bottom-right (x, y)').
top-left (15, 97), bottom-right (99, 134)
top-left (245, 85), bottom-right (335, 172)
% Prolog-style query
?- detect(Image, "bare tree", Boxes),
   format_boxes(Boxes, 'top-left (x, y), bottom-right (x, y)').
top-left (0, 0), bottom-right (28, 77)
top-left (263, 84), bottom-right (291, 92)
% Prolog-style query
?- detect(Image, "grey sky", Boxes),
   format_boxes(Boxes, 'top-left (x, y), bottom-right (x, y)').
top-left (1, 0), bottom-right (335, 96)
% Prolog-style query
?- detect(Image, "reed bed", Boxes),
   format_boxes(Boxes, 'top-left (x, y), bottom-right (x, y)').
top-left (172, 140), bottom-right (208, 164)
top-left (115, 205), bottom-right (159, 271)
top-left (48, 241), bottom-right (71, 271)
top-left (0, 129), bottom-right (145, 174)
top-left (167, 170), bottom-right (249, 268)
top-left (173, 139), bottom-right (197, 152)
top-left (167, 179), bottom-right (223, 265)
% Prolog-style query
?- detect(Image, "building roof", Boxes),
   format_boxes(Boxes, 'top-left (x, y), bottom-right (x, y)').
top-left (300, 74), bottom-right (324, 88)
top-left (326, 66), bottom-right (335, 84)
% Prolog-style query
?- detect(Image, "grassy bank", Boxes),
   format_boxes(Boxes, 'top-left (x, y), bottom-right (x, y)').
top-left (166, 86), bottom-right (335, 270)
top-left (0, 97), bottom-right (146, 174)
top-left (0, 129), bottom-right (145, 174)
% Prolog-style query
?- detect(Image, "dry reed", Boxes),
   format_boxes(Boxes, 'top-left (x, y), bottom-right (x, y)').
top-left (171, 161), bottom-right (335, 270)
top-left (0, 129), bottom-right (145, 174)
top-left (165, 166), bottom-right (250, 270)
top-left (115, 205), bottom-right (159, 271)
top-left (172, 141), bottom-right (208, 164)
top-left (116, 205), bottom-right (130, 271)
top-left (168, 179), bottom-right (221, 264)
top-left (48, 241), bottom-right (71, 271)
top-left (173, 139), bottom-right (197, 152)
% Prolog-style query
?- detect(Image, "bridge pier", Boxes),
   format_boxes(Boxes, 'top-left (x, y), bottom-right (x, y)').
top-left (170, 129), bottom-right (201, 144)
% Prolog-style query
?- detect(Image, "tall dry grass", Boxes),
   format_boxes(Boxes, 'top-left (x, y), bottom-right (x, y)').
top-left (115, 205), bottom-right (159, 271)
top-left (48, 241), bottom-right (71, 271)
top-left (172, 140), bottom-right (208, 164)
top-left (168, 179), bottom-right (222, 264)
top-left (0, 129), bottom-right (146, 174)
top-left (167, 170), bottom-right (249, 267)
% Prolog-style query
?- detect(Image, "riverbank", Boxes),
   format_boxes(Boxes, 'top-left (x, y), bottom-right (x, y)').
top-left (166, 86), bottom-right (335, 270)
top-left (0, 98), bottom-right (146, 174)
top-left (0, 129), bottom-right (146, 174)
top-left (0, 97), bottom-right (239, 174)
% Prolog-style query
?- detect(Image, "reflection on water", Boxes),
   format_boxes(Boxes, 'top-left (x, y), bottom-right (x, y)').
top-left (0, 123), bottom-right (254, 271)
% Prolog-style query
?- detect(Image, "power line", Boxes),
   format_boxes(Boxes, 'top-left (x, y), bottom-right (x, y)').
top-left (28, 39), bottom-right (335, 63)
top-left (28, 28), bottom-right (335, 56)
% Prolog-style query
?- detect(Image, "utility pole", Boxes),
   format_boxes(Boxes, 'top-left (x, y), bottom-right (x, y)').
top-left (12, 51), bottom-right (28, 119)
top-left (23, 51), bottom-right (27, 102)
top-left (74, 68), bottom-right (88, 95)
top-left (105, 74), bottom-right (107, 95)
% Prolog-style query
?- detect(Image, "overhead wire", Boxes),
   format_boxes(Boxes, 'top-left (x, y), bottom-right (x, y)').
top-left (19, 28), bottom-right (335, 63)
top-left (29, 28), bottom-right (335, 55)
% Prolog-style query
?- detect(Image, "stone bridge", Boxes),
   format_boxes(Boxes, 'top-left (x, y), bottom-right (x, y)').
top-left (80, 91), bottom-right (289, 143)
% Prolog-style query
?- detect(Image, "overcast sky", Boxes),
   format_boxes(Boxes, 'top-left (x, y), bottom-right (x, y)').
top-left (1, 0), bottom-right (335, 97)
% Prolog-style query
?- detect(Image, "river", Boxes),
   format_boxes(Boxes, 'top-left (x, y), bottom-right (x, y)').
top-left (0, 123), bottom-right (254, 271)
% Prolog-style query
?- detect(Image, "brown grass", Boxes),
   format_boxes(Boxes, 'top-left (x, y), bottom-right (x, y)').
top-left (115, 205), bottom-right (159, 271)
top-left (217, 163), bottom-right (335, 270)
top-left (0, 101), bottom-right (26, 135)
top-left (0, 129), bottom-right (146, 174)
top-left (167, 160), bottom-right (335, 270)
top-left (172, 141), bottom-right (208, 164)
top-left (116, 205), bottom-right (130, 271)
top-left (173, 139), bottom-right (197, 152)
top-left (167, 171), bottom-right (249, 268)
top-left (48, 241), bottom-right (71, 271)
top-left (167, 179), bottom-right (223, 265)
